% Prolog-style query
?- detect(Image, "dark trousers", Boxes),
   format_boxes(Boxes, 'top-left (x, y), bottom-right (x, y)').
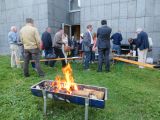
top-left (53, 47), bottom-right (66, 67)
top-left (44, 49), bottom-right (54, 67)
top-left (24, 49), bottom-right (44, 76)
top-left (90, 51), bottom-right (95, 62)
top-left (98, 48), bottom-right (110, 71)
top-left (84, 51), bottom-right (91, 69)
top-left (20, 45), bottom-right (35, 69)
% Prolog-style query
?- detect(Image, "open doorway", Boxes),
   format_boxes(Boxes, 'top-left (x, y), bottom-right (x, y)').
top-left (62, 23), bottom-right (81, 57)
top-left (62, 23), bottom-right (80, 40)
top-left (62, 23), bottom-right (71, 39)
top-left (71, 25), bottom-right (80, 40)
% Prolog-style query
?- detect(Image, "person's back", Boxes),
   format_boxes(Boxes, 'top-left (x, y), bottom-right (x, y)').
top-left (42, 30), bottom-right (52, 50)
top-left (20, 25), bottom-right (40, 49)
top-left (97, 25), bottom-right (112, 49)
top-left (136, 28), bottom-right (149, 68)
top-left (20, 18), bottom-right (44, 77)
top-left (52, 29), bottom-right (66, 68)
top-left (137, 31), bottom-right (149, 50)
top-left (111, 32), bottom-right (122, 45)
top-left (97, 20), bottom-right (112, 72)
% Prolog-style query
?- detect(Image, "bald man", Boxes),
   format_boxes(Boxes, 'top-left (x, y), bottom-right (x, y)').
top-left (8, 26), bottom-right (21, 68)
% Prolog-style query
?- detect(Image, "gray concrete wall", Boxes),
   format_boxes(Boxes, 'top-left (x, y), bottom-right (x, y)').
top-left (70, 0), bottom-right (80, 10)
top-left (69, 0), bottom-right (80, 25)
top-left (48, 0), bottom-right (69, 37)
top-left (80, 0), bottom-right (160, 61)
top-left (69, 11), bottom-right (80, 25)
top-left (0, 0), bottom-right (48, 54)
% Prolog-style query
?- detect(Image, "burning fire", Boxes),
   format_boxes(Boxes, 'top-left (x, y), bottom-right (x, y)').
top-left (52, 63), bottom-right (78, 94)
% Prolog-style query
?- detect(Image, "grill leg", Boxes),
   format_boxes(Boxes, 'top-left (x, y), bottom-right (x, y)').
top-left (42, 90), bottom-right (47, 115)
top-left (85, 98), bottom-right (89, 120)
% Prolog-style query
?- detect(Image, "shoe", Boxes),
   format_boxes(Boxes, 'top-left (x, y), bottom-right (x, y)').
top-left (39, 75), bottom-right (45, 78)
top-left (84, 69), bottom-right (90, 71)
top-left (106, 70), bottom-right (110, 73)
top-left (24, 74), bottom-right (30, 77)
top-left (97, 70), bottom-right (102, 72)
top-left (39, 73), bottom-right (45, 78)
top-left (33, 68), bottom-right (37, 72)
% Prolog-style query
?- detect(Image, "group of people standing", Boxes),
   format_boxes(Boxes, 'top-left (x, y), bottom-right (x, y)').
top-left (8, 18), bottom-right (81, 77)
top-left (82, 20), bottom-right (112, 72)
top-left (8, 18), bottom-right (151, 77)
top-left (82, 19), bottom-right (151, 71)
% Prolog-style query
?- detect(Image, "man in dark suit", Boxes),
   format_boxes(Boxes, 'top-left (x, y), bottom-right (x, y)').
top-left (82, 25), bottom-right (93, 70)
top-left (97, 20), bottom-right (112, 72)
top-left (41, 27), bottom-right (53, 66)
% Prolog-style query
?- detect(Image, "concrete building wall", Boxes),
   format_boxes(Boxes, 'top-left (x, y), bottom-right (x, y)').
top-left (80, 0), bottom-right (160, 61)
top-left (69, 11), bottom-right (80, 25)
top-left (48, 0), bottom-right (69, 37)
top-left (0, 0), bottom-right (48, 54)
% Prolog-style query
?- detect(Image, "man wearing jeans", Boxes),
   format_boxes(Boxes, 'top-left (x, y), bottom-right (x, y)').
top-left (20, 18), bottom-right (44, 77)
top-left (8, 26), bottom-right (21, 68)
top-left (111, 31), bottom-right (123, 55)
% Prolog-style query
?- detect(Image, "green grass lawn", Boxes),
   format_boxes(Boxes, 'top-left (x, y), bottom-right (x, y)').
top-left (0, 56), bottom-right (160, 120)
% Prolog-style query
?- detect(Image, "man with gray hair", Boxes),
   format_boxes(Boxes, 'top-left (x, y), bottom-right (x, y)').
top-left (20, 18), bottom-right (44, 77)
top-left (8, 26), bottom-right (21, 68)
top-left (136, 28), bottom-right (149, 68)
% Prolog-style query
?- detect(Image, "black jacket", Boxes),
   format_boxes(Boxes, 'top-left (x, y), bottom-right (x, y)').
top-left (111, 32), bottom-right (122, 45)
top-left (42, 31), bottom-right (52, 50)
top-left (129, 39), bottom-right (138, 50)
top-left (137, 31), bottom-right (149, 50)
top-left (97, 25), bottom-right (112, 49)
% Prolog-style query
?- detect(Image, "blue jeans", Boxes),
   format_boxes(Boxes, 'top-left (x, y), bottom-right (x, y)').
top-left (84, 51), bottom-right (91, 69)
top-left (44, 49), bottom-right (54, 67)
top-left (112, 44), bottom-right (121, 55)
top-left (90, 51), bottom-right (95, 62)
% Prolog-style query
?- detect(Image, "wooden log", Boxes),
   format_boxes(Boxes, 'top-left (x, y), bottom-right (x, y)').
top-left (18, 57), bottom-right (82, 63)
top-left (72, 90), bottom-right (90, 97)
top-left (113, 57), bottom-right (155, 69)
top-left (83, 88), bottom-right (104, 100)
top-left (73, 88), bottom-right (104, 100)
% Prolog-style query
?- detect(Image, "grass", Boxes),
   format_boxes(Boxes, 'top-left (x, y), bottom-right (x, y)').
top-left (0, 56), bottom-right (160, 120)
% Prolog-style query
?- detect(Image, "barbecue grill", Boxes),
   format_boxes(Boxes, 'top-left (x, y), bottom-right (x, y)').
top-left (31, 80), bottom-right (108, 120)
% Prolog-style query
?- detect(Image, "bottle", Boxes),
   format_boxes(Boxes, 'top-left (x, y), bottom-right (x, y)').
top-left (133, 50), bottom-right (136, 57)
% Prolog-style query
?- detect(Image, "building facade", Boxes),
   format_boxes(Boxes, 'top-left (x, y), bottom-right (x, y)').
top-left (80, 0), bottom-right (160, 61)
top-left (0, 0), bottom-right (160, 61)
top-left (0, 0), bottom-right (80, 54)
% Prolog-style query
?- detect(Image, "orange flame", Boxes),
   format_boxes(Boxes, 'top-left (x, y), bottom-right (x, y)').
top-left (52, 63), bottom-right (78, 94)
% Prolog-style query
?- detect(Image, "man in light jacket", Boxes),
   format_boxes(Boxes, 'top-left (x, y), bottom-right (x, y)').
top-left (52, 28), bottom-right (66, 67)
top-left (8, 26), bottom-right (21, 68)
top-left (20, 18), bottom-right (44, 77)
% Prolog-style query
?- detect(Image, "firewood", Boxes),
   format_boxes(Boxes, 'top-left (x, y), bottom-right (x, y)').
top-left (83, 88), bottom-right (104, 100)
top-left (73, 89), bottom-right (104, 100)
top-left (72, 90), bottom-right (90, 97)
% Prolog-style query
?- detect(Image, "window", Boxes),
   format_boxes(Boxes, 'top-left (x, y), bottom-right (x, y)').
top-left (69, 0), bottom-right (80, 12)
